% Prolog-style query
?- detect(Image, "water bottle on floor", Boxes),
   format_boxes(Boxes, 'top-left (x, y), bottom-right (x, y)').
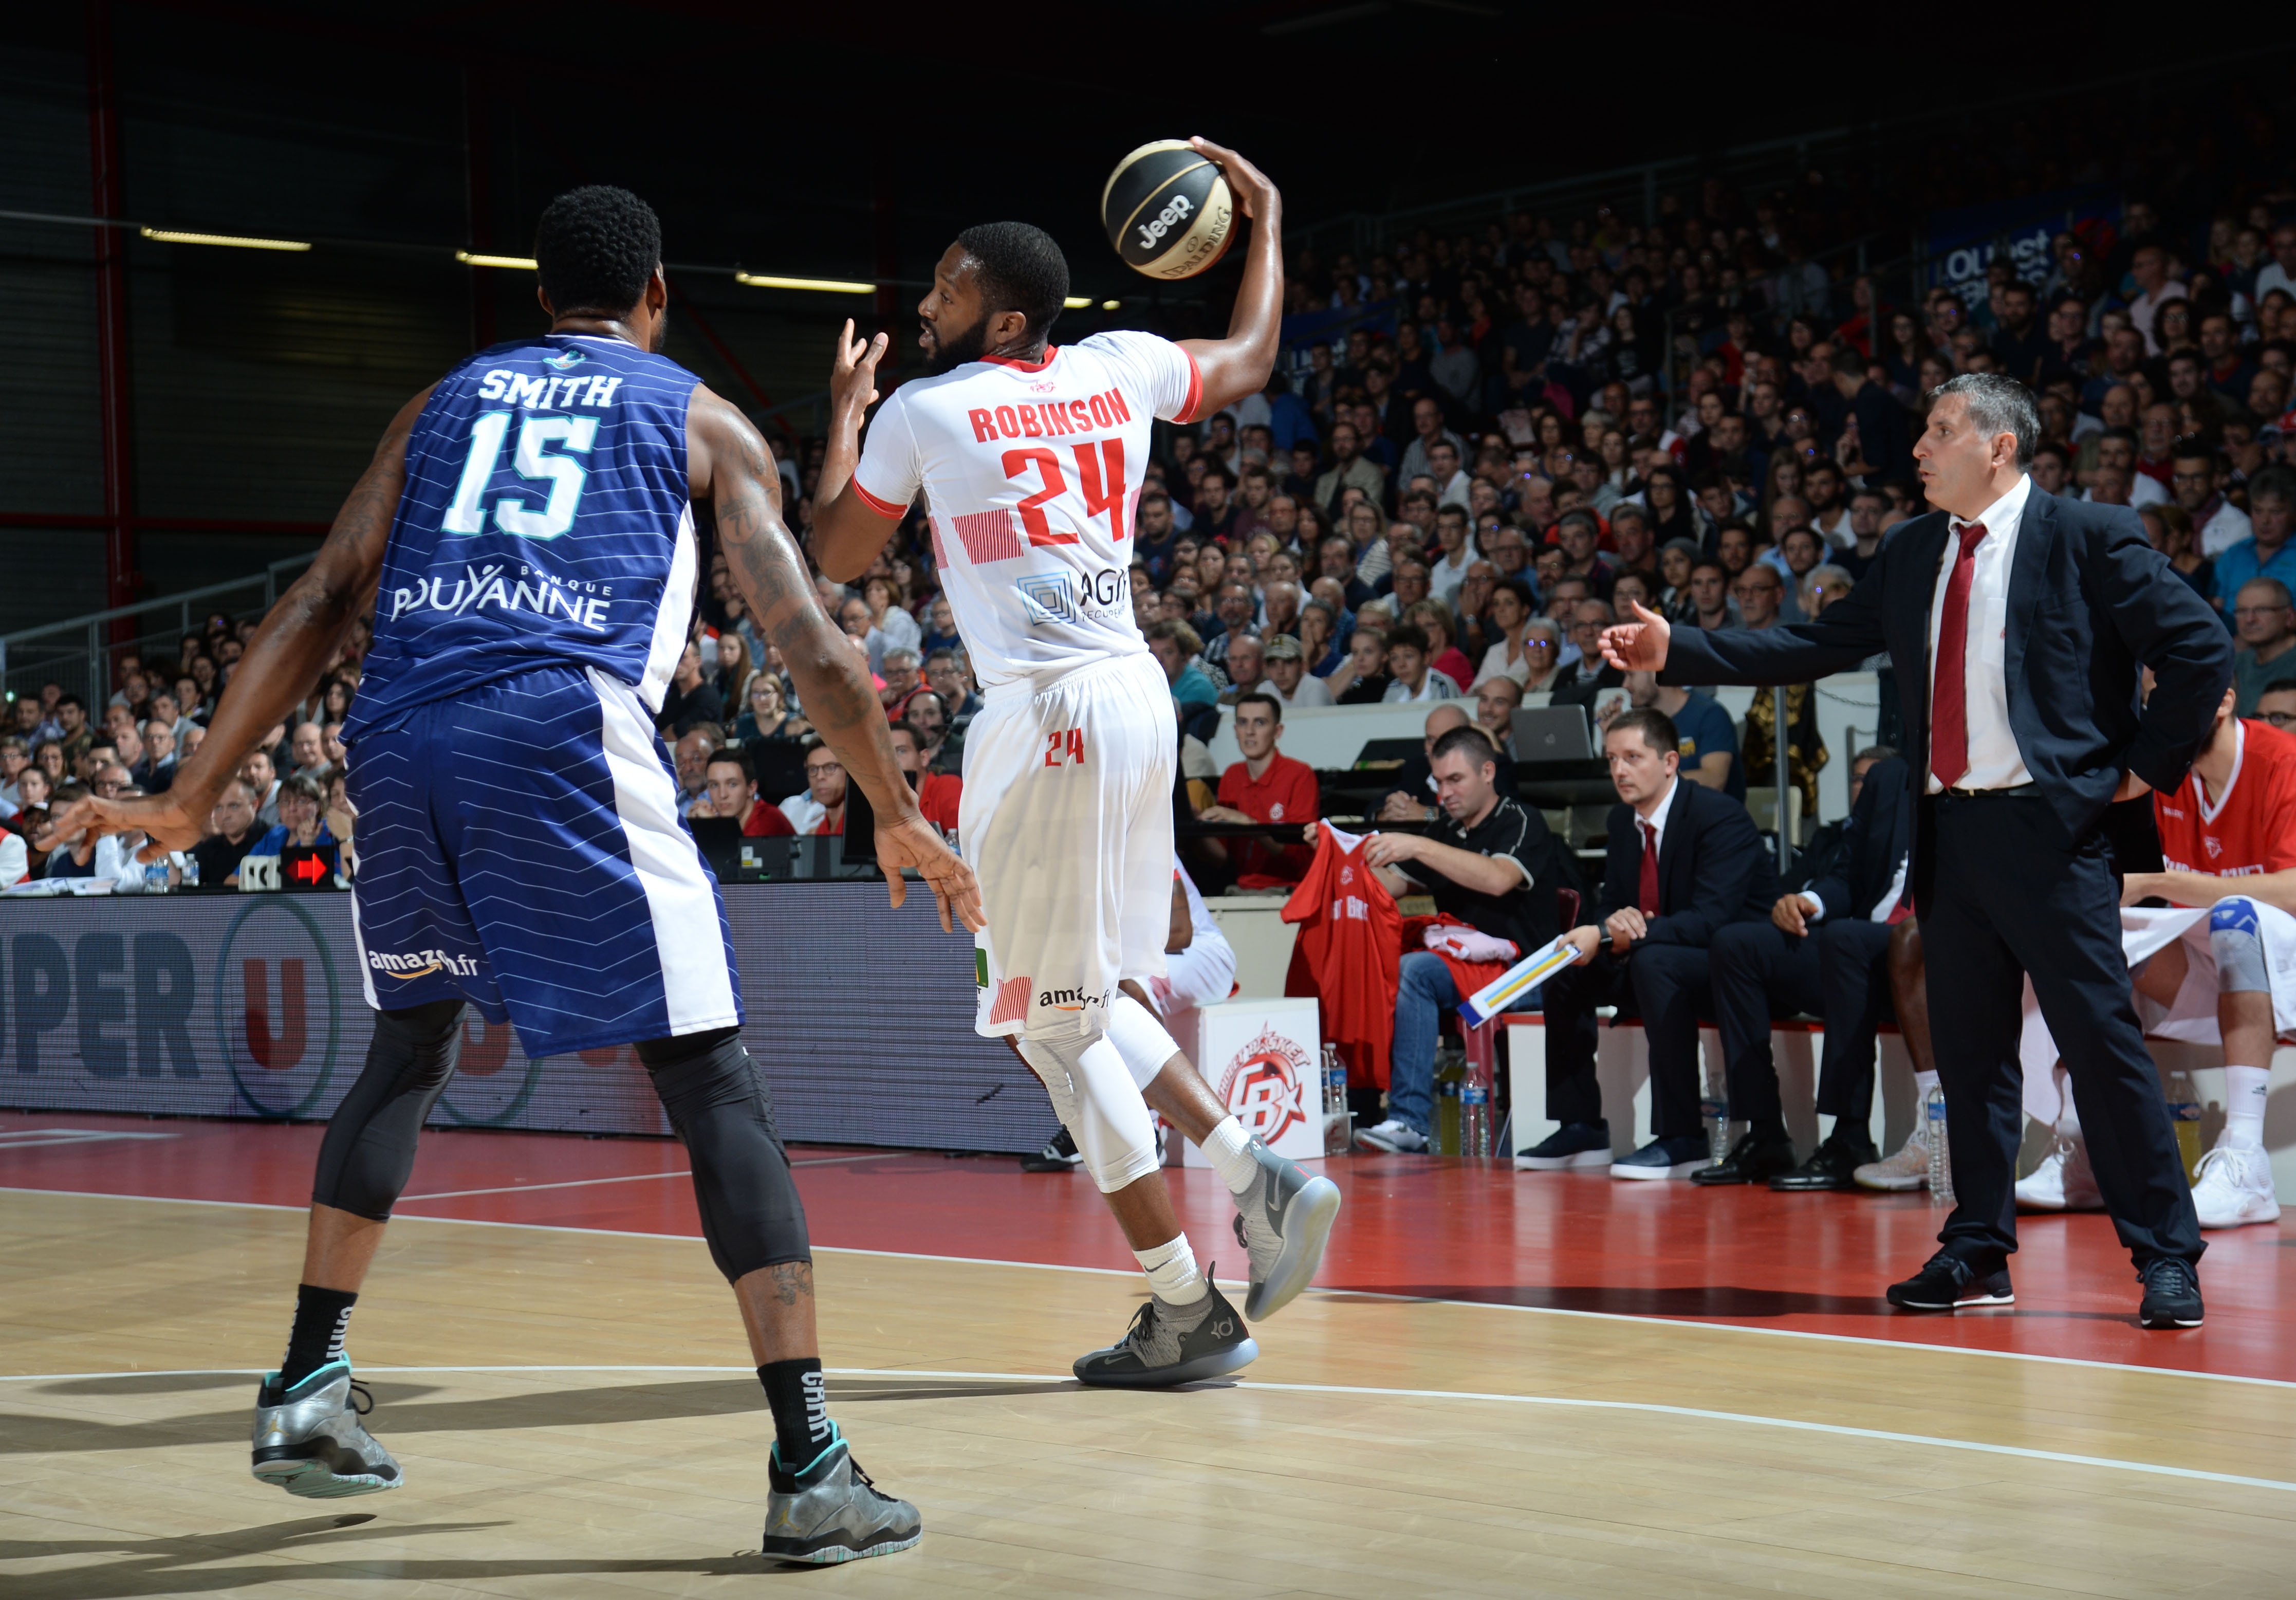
top-left (1462, 1075), bottom-right (1491, 1161)
top-left (2165, 1070), bottom-right (2203, 1182)
top-left (1700, 1070), bottom-right (1730, 1167)
top-left (1925, 1086), bottom-right (1953, 1206)
top-left (1321, 1045), bottom-right (1351, 1157)
top-left (1434, 1073), bottom-right (1462, 1157)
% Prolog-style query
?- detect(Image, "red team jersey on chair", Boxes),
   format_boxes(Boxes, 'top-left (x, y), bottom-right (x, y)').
top-left (1282, 823), bottom-right (1403, 1088)
top-left (2152, 719), bottom-right (2296, 885)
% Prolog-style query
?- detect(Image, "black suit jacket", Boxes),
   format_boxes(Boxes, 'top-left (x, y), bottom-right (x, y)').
top-left (1800, 755), bottom-right (1912, 918)
top-left (1596, 777), bottom-right (1778, 949)
top-left (1660, 486), bottom-right (2232, 909)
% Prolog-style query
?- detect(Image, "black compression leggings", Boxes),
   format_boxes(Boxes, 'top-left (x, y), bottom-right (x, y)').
top-left (312, 1008), bottom-right (809, 1283)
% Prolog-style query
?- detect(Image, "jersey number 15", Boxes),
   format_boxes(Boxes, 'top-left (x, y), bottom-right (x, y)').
top-left (442, 411), bottom-right (598, 540)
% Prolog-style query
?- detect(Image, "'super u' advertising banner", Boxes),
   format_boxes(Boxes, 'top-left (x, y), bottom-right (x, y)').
top-left (0, 887), bottom-right (1057, 1151)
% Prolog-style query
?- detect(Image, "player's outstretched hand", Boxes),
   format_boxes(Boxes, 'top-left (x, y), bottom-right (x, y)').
top-left (875, 815), bottom-right (985, 935)
top-left (829, 319), bottom-right (888, 416)
top-left (38, 790), bottom-right (207, 863)
top-left (1189, 136), bottom-right (1276, 219)
top-left (1600, 599), bottom-right (1673, 673)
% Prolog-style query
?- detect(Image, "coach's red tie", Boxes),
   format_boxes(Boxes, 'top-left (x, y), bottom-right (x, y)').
top-left (1930, 519), bottom-right (1989, 791)
top-left (1637, 818), bottom-right (1660, 914)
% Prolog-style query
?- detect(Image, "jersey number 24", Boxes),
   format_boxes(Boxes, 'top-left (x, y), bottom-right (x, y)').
top-left (442, 411), bottom-right (597, 540)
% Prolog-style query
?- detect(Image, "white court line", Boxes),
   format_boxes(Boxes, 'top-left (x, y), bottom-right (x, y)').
top-left (0, 1129), bottom-right (177, 1149)
top-left (2, 1362), bottom-right (2289, 1497)
top-left (6, 1184), bottom-right (2290, 1391)
top-left (399, 1151), bottom-right (911, 1200)
top-left (399, 1171), bottom-right (693, 1202)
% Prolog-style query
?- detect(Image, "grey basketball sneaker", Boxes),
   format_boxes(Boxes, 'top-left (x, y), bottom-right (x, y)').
top-left (249, 1359), bottom-right (401, 1498)
top-left (1230, 1135), bottom-right (1341, 1320)
top-left (760, 1424), bottom-right (921, 1564)
top-left (1073, 1274), bottom-right (1258, 1388)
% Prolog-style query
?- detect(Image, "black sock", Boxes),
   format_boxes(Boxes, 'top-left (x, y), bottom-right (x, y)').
top-left (1752, 1117), bottom-right (1790, 1144)
top-left (280, 1284), bottom-right (358, 1388)
top-left (758, 1358), bottom-right (832, 1469)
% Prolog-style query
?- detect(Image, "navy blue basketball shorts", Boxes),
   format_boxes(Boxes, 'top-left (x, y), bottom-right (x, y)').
top-left (343, 664), bottom-right (743, 1057)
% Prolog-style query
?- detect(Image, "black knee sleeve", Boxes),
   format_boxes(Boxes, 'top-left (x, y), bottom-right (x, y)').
top-left (639, 1027), bottom-right (810, 1283)
top-left (311, 999), bottom-right (468, 1221)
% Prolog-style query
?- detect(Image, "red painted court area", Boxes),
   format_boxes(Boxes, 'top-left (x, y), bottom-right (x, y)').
top-left (6, 1109), bottom-right (2291, 1384)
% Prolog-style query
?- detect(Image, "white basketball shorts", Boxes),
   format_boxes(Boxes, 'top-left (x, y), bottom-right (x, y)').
top-left (963, 651), bottom-right (1177, 1038)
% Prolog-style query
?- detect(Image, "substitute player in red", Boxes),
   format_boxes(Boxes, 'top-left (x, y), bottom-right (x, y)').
top-left (2108, 684), bottom-right (2296, 1227)
top-left (811, 139), bottom-right (1339, 1385)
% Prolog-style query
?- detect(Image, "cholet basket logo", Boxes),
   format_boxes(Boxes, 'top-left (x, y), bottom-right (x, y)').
top-left (1216, 1025), bottom-right (1311, 1145)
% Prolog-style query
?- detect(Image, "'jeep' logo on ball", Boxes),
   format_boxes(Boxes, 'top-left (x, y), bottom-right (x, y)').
top-left (1136, 192), bottom-right (1195, 251)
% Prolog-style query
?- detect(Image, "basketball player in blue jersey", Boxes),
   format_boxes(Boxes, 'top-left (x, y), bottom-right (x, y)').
top-left (45, 187), bottom-right (974, 1565)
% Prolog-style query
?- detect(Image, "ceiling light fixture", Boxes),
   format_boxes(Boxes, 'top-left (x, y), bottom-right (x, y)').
top-left (735, 272), bottom-right (874, 293)
top-left (141, 227), bottom-right (309, 252)
top-left (456, 250), bottom-right (538, 269)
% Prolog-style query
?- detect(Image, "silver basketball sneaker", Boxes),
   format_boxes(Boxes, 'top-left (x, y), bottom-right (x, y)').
top-left (1230, 1135), bottom-right (1341, 1320)
top-left (760, 1424), bottom-right (921, 1564)
top-left (249, 1359), bottom-right (402, 1498)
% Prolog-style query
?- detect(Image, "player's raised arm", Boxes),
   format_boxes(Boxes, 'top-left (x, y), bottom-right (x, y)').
top-left (40, 384), bottom-right (431, 863)
top-left (689, 387), bottom-right (982, 933)
top-left (1175, 137), bottom-right (1283, 418)
top-left (811, 320), bottom-right (901, 584)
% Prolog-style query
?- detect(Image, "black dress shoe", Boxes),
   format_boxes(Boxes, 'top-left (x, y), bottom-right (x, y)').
top-left (2137, 1257), bottom-right (2204, 1329)
top-left (1690, 1130), bottom-right (1798, 1186)
top-left (1886, 1249), bottom-right (2013, 1312)
top-left (1768, 1134), bottom-right (1881, 1191)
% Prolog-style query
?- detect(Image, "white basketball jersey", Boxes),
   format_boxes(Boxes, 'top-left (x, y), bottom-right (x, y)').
top-left (849, 330), bottom-right (1201, 689)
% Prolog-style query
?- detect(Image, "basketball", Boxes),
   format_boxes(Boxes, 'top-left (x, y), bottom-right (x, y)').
top-left (1101, 139), bottom-right (1236, 280)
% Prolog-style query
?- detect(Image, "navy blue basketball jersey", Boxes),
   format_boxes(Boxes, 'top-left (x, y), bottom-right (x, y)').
top-left (343, 333), bottom-right (701, 740)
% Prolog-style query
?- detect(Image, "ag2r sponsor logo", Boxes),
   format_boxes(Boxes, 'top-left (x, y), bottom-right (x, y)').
top-left (1015, 567), bottom-right (1130, 626)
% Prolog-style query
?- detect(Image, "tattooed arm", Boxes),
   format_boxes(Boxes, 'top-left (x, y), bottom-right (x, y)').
top-left (689, 386), bottom-right (983, 933)
top-left (42, 385), bottom-right (432, 861)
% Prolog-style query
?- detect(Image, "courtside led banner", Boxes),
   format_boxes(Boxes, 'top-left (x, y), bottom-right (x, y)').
top-left (0, 887), bottom-right (1054, 1152)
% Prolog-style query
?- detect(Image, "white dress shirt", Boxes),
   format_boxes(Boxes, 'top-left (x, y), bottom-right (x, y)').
top-left (1926, 470), bottom-right (2035, 793)
top-left (1635, 777), bottom-right (1679, 874)
top-left (1802, 853), bottom-right (1910, 924)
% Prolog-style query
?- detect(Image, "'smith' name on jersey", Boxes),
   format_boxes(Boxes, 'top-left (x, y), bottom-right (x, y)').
top-left (387, 561), bottom-right (618, 633)
top-left (474, 369), bottom-right (625, 411)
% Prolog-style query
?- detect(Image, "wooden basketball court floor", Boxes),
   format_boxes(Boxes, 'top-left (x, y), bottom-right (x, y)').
top-left (4, 1110), bottom-right (2293, 1597)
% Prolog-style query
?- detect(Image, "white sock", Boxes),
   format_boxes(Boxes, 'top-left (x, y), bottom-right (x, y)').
top-left (2224, 1064), bottom-right (2269, 1149)
top-left (2056, 1096), bottom-right (2082, 1140)
top-left (1134, 1233), bottom-right (1208, 1306)
top-left (1201, 1115), bottom-right (1259, 1197)
top-left (1913, 1069), bottom-right (1939, 1134)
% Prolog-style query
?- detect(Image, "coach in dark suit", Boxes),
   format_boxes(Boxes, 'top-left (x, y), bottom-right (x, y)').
top-left (1700, 751), bottom-right (1915, 1189)
top-left (1516, 706), bottom-right (1776, 1178)
top-left (1601, 373), bottom-right (2233, 1328)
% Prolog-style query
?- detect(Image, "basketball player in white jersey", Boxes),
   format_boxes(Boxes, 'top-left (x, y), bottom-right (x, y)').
top-left (813, 139), bottom-right (1339, 1385)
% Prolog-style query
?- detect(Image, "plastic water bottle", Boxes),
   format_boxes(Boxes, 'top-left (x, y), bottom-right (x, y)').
top-left (143, 858), bottom-right (169, 894)
top-left (181, 853), bottom-right (200, 889)
top-left (1435, 1075), bottom-right (1462, 1156)
top-left (1462, 1077), bottom-right (1491, 1161)
top-left (2165, 1070), bottom-right (2203, 1182)
top-left (1321, 1046), bottom-right (1351, 1156)
top-left (1700, 1070), bottom-right (1730, 1166)
top-left (1925, 1086), bottom-right (1953, 1206)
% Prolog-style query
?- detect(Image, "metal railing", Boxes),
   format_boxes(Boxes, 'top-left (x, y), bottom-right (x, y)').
top-left (0, 555), bottom-right (317, 707)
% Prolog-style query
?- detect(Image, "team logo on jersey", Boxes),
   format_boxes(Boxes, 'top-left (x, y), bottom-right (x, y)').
top-left (1016, 573), bottom-right (1075, 624)
top-left (1015, 568), bottom-right (1131, 626)
top-left (544, 347), bottom-right (587, 371)
top-left (2206, 835), bottom-right (2223, 859)
top-left (1216, 1026), bottom-right (1312, 1145)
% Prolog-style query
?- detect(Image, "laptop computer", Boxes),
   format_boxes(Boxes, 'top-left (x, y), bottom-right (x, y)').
top-left (1512, 705), bottom-right (1596, 762)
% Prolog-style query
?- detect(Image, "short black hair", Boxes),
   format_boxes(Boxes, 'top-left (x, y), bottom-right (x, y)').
top-left (1608, 706), bottom-right (1679, 757)
top-left (1233, 690), bottom-right (1283, 724)
top-left (706, 748), bottom-right (753, 780)
top-left (534, 186), bottom-right (661, 318)
top-left (957, 221), bottom-right (1069, 342)
top-left (1431, 723), bottom-right (1498, 771)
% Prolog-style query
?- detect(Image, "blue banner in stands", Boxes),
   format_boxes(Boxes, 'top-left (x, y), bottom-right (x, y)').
top-left (0, 887), bottom-right (1054, 1151)
top-left (1925, 186), bottom-right (2120, 308)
